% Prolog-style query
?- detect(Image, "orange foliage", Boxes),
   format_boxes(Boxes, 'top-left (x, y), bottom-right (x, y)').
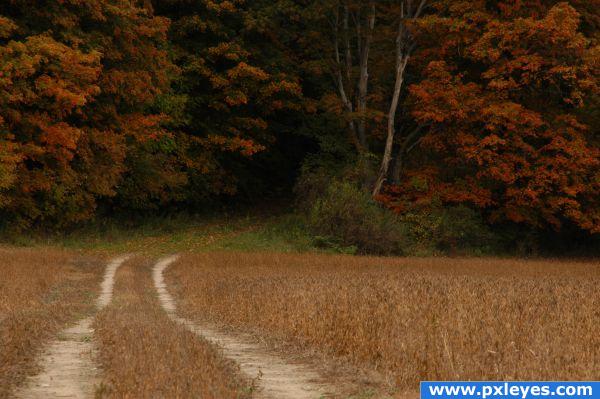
top-left (0, 1), bottom-right (178, 226)
top-left (384, 2), bottom-right (600, 233)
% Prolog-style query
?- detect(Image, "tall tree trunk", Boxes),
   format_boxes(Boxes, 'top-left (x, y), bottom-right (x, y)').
top-left (391, 125), bottom-right (424, 184)
top-left (356, 2), bottom-right (375, 151)
top-left (372, 34), bottom-right (409, 196)
top-left (333, 4), bottom-right (361, 151)
top-left (391, 146), bottom-right (404, 185)
top-left (372, 0), bottom-right (427, 197)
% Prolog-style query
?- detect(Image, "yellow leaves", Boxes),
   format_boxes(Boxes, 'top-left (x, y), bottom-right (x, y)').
top-left (233, 117), bottom-right (268, 131)
top-left (422, 61), bottom-right (454, 83)
top-left (0, 15), bottom-right (17, 38)
top-left (0, 43), bottom-right (39, 84)
top-left (227, 62), bottom-right (269, 81)
top-left (224, 90), bottom-right (248, 106)
top-left (133, 16), bottom-right (171, 38)
top-left (40, 123), bottom-right (81, 153)
top-left (119, 114), bottom-right (170, 143)
top-left (35, 74), bottom-right (97, 110)
top-left (202, 52), bottom-right (272, 115)
top-left (486, 78), bottom-right (519, 91)
top-left (24, 114), bottom-right (82, 162)
top-left (320, 93), bottom-right (344, 115)
top-left (101, 69), bottom-right (157, 105)
top-left (583, 45), bottom-right (600, 75)
top-left (480, 134), bottom-right (506, 148)
top-left (0, 137), bottom-right (20, 205)
top-left (1, 34), bottom-right (101, 115)
top-left (260, 80), bottom-right (302, 97)
top-left (207, 42), bottom-right (248, 61)
top-left (0, 31), bottom-right (102, 184)
top-left (204, 0), bottom-right (239, 14)
top-left (0, 0), bottom-right (185, 225)
top-left (204, 59), bottom-right (301, 117)
top-left (209, 74), bottom-right (229, 89)
top-left (543, 2), bottom-right (582, 39)
top-left (205, 134), bottom-right (265, 157)
top-left (483, 55), bottom-right (545, 89)
top-left (229, 137), bottom-right (265, 157)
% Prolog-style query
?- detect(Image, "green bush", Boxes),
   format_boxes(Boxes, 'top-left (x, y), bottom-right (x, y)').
top-left (294, 153), bottom-right (377, 210)
top-left (306, 180), bottom-right (409, 255)
top-left (294, 166), bottom-right (332, 212)
top-left (400, 205), bottom-right (498, 255)
top-left (295, 162), bottom-right (500, 256)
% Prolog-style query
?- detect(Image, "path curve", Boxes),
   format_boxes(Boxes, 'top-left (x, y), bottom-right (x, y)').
top-left (153, 255), bottom-right (335, 399)
top-left (13, 256), bottom-right (129, 399)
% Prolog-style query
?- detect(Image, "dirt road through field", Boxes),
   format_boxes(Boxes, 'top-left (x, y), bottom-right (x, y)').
top-left (13, 256), bottom-right (128, 399)
top-left (153, 255), bottom-right (335, 399)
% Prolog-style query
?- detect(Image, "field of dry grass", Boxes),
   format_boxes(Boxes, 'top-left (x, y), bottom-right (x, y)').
top-left (0, 247), bottom-right (103, 397)
top-left (93, 256), bottom-right (252, 398)
top-left (2, 240), bottom-right (598, 398)
top-left (168, 253), bottom-right (600, 394)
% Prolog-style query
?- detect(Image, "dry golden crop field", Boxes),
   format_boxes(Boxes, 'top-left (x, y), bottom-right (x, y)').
top-left (167, 253), bottom-right (600, 395)
top-left (0, 248), bottom-right (103, 397)
top-left (2, 246), bottom-right (598, 399)
top-left (93, 256), bottom-right (251, 398)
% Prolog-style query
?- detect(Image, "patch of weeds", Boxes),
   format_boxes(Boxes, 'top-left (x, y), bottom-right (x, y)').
top-left (240, 370), bottom-right (262, 397)
top-left (42, 288), bottom-right (61, 304)
top-left (312, 236), bottom-right (357, 255)
top-left (204, 214), bottom-right (318, 253)
top-left (95, 382), bottom-right (112, 398)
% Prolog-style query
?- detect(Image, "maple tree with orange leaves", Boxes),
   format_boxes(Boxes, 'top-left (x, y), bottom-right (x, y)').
top-left (380, 1), bottom-right (599, 234)
top-left (0, 0), bottom-right (598, 245)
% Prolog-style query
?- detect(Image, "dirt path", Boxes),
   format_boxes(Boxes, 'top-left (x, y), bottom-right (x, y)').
top-left (153, 255), bottom-right (335, 399)
top-left (13, 256), bottom-right (129, 399)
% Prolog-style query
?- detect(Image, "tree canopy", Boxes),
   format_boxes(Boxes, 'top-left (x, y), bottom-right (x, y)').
top-left (0, 0), bottom-right (598, 240)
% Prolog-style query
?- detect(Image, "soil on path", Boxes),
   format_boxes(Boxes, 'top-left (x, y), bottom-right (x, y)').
top-left (153, 255), bottom-right (336, 399)
top-left (13, 256), bottom-right (128, 399)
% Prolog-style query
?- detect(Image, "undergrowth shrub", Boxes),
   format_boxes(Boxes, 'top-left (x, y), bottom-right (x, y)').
top-left (295, 165), bottom-right (500, 256)
top-left (305, 179), bottom-right (409, 255)
top-left (400, 205), bottom-right (498, 255)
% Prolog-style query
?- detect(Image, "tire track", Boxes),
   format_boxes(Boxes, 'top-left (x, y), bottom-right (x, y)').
top-left (153, 255), bottom-right (335, 399)
top-left (13, 256), bottom-right (129, 399)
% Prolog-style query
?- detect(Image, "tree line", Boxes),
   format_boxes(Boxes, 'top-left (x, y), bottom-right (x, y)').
top-left (0, 0), bottom-right (598, 240)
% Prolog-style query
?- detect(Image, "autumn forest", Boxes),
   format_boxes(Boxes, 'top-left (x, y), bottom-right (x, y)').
top-left (0, 0), bottom-right (598, 254)
top-left (1, 3), bottom-right (600, 395)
